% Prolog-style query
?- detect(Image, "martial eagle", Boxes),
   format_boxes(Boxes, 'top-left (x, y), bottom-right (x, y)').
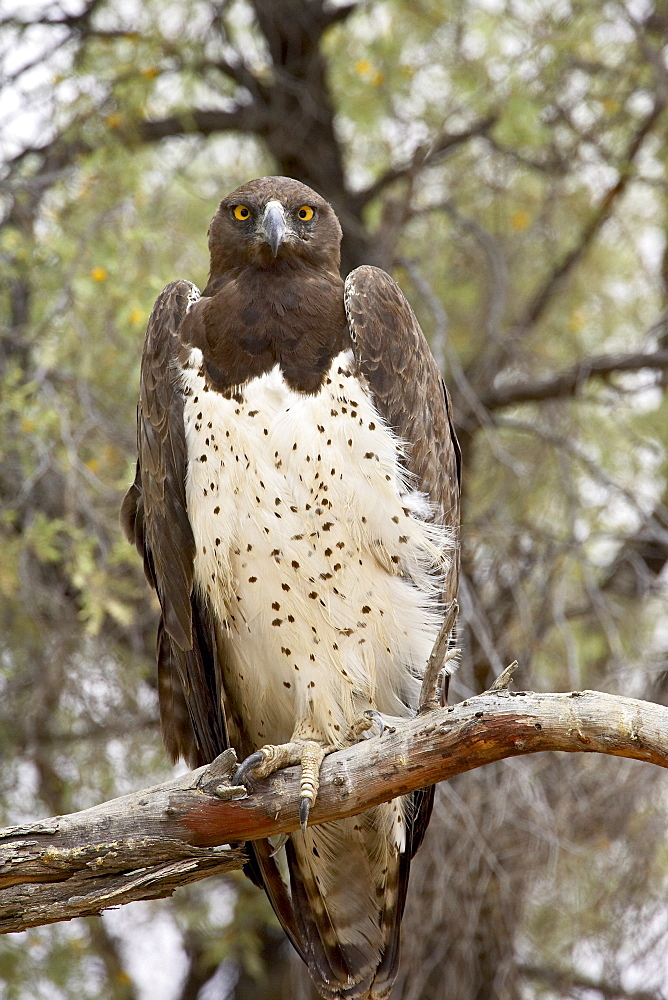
top-left (121, 176), bottom-right (460, 1000)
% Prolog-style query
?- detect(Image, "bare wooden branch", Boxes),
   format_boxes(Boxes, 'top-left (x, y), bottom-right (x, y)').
top-left (2, 689), bottom-right (668, 935)
top-left (480, 348), bottom-right (668, 411)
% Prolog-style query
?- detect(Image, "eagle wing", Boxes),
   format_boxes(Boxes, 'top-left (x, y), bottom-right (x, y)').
top-left (344, 265), bottom-right (461, 572)
top-left (344, 264), bottom-right (461, 982)
top-left (120, 280), bottom-right (228, 767)
top-left (121, 280), bottom-right (304, 952)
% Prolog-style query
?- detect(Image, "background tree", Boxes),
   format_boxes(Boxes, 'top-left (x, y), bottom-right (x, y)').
top-left (1, 1), bottom-right (668, 998)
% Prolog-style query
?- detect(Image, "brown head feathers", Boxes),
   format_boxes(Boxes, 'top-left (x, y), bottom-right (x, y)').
top-left (185, 177), bottom-right (349, 395)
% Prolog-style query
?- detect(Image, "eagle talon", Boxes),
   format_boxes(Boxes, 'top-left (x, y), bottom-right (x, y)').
top-left (232, 750), bottom-right (266, 787)
top-left (363, 709), bottom-right (385, 737)
top-left (299, 795), bottom-right (312, 831)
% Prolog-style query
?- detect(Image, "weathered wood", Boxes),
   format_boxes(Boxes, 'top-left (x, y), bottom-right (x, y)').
top-left (2, 689), bottom-right (667, 934)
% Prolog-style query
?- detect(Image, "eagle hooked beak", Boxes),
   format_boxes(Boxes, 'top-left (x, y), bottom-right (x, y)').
top-left (261, 201), bottom-right (287, 257)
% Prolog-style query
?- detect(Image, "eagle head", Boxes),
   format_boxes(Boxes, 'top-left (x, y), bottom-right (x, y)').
top-left (207, 176), bottom-right (343, 277)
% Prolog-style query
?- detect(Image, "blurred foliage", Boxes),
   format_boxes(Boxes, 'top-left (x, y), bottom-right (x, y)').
top-left (1, 0), bottom-right (668, 998)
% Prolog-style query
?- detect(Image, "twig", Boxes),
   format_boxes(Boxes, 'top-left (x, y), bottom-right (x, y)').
top-left (418, 600), bottom-right (459, 714)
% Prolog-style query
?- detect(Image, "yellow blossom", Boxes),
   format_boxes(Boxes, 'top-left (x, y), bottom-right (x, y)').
top-left (142, 66), bottom-right (159, 79)
top-left (569, 309), bottom-right (585, 332)
top-left (355, 59), bottom-right (372, 76)
top-left (106, 112), bottom-right (122, 130)
top-left (129, 307), bottom-right (145, 325)
top-left (510, 209), bottom-right (531, 231)
top-left (90, 266), bottom-right (108, 282)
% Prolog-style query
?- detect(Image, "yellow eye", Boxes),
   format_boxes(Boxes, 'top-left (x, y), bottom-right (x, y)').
top-left (234, 205), bottom-right (251, 221)
top-left (297, 205), bottom-right (314, 221)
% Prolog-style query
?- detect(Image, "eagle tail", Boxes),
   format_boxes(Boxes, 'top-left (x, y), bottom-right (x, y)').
top-left (280, 806), bottom-right (409, 1000)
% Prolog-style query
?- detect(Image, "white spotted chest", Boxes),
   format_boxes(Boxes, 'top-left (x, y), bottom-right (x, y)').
top-left (181, 350), bottom-right (453, 753)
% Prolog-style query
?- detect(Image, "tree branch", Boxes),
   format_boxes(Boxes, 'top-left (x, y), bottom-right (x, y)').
top-left (2, 689), bottom-right (668, 935)
top-left (353, 114), bottom-right (499, 211)
top-left (517, 96), bottom-right (666, 332)
top-left (480, 348), bottom-right (668, 410)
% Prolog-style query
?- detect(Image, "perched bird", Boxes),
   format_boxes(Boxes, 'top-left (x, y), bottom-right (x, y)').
top-left (121, 176), bottom-right (460, 999)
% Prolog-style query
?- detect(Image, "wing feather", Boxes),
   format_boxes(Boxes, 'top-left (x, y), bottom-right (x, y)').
top-left (344, 264), bottom-right (460, 595)
top-left (344, 264), bottom-right (461, 966)
top-left (121, 280), bottom-right (228, 767)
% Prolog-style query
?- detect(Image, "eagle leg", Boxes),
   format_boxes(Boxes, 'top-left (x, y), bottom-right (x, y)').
top-left (233, 739), bottom-right (332, 832)
top-left (341, 709), bottom-right (384, 744)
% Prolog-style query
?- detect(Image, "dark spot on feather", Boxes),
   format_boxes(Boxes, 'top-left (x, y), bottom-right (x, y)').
top-left (281, 647), bottom-right (291, 656)
top-left (364, 452), bottom-right (374, 459)
top-left (292, 560), bottom-right (300, 569)
top-left (322, 522), bottom-right (333, 531)
top-left (309, 591), bottom-right (318, 599)
top-left (214, 506), bottom-right (220, 514)
top-left (283, 681), bottom-right (291, 688)
top-left (309, 653), bottom-right (316, 661)
top-left (362, 605), bottom-right (371, 614)
top-left (272, 619), bottom-right (282, 626)
top-left (282, 583), bottom-right (291, 591)
top-left (248, 576), bottom-right (257, 583)
top-left (399, 535), bottom-right (408, 543)
top-left (200, 454), bottom-right (207, 462)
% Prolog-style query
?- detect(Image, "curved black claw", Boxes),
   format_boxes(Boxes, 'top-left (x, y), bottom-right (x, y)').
top-left (233, 750), bottom-right (265, 787)
top-left (299, 796), bottom-right (311, 832)
top-left (363, 709), bottom-right (385, 737)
